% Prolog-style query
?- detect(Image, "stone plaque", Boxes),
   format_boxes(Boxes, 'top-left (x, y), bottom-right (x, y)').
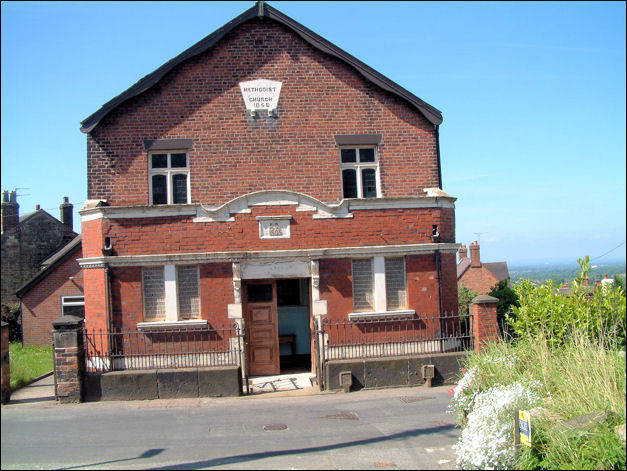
top-left (258, 218), bottom-right (291, 239)
top-left (239, 79), bottom-right (282, 113)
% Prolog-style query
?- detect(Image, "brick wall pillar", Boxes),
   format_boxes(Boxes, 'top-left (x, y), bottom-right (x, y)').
top-left (52, 315), bottom-right (85, 403)
top-left (1, 321), bottom-right (10, 404)
top-left (470, 295), bottom-right (499, 352)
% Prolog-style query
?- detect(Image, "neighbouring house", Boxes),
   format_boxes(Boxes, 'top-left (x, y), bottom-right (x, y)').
top-left (16, 236), bottom-right (83, 346)
top-left (457, 241), bottom-right (510, 294)
top-left (1, 191), bottom-right (77, 337)
top-left (77, 2), bottom-right (461, 387)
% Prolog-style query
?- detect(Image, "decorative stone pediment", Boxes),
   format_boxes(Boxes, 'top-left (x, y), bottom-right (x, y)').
top-left (193, 190), bottom-right (353, 223)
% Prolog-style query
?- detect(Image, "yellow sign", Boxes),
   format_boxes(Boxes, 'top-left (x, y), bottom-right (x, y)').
top-left (518, 410), bottom-right (532, 447)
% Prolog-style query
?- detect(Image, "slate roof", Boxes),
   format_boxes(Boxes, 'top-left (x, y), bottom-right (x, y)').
top-left (15, 235), bottom-right (82, 298)
top-left (484, 262), bottom-right (510, 282)
top-left (19, 209), bottom-right (55, 225)
top-left (457, 259), bottom-right (510, 282)
top-left (457, 258), bottom-right (471, 279)
top-left (81, 1), bottom-right (442, 133)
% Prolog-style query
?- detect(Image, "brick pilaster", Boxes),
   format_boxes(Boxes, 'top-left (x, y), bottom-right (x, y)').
top-left (470, 295), bottom-right (499, 352)
top-left (52, 315), bottom-right (85, 403)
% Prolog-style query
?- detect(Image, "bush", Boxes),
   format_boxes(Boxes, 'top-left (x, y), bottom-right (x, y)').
top-left (488, 278), bottom-right (519, 335)
top-left (1, 302), bottom-right (22, 342)
top-left (508, 256), bottom-right (626, 347)
top-left (458, 284), bottom-right (477, 317)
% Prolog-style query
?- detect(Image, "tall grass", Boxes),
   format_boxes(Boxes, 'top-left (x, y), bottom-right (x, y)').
top-left (9, 342), bottom-right (53, 390)
top-left (458, 331), bottom-right (626, 469)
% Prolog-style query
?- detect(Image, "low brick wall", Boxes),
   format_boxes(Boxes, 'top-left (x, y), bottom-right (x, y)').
top-left (83, 366), bottom-right (241, 401)
top-left (324, 352), bottom-right (467, 391)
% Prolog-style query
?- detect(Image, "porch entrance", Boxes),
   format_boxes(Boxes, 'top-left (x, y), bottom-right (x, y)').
top-left (243, 278), bottom-right (311, 376)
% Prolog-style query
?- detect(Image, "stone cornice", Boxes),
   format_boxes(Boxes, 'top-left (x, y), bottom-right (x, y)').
top-left (79, 190), bottom-right (456, 222)
top-left (77, 243), bottom-right (460, 268)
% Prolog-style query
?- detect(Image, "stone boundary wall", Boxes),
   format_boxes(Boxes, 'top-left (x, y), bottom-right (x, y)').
top-left (83, 366), bottom-right (241, 401)
top-left (325, 352), bottom-right (467, 391)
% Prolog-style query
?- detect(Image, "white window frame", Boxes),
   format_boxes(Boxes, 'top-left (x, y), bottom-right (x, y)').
top-left (139, 264), bottom-right (206, 329)
top-left (349, 256), bottom-right (414, 320)
top-left (61, 295), bottom-right (85, 317)
top-left (148, 151), bottom-right (191, 205)
top-left (339, 146), bottom-right (381, 199)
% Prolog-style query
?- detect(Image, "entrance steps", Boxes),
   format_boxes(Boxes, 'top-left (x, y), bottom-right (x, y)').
top-left (248, 371), bottom-right (316, 394)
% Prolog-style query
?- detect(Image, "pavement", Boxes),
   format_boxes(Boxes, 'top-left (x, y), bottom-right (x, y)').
top-left (6, 372), bottom-right (56, 406)
top-left (5, 370), bottom-right (321, 406)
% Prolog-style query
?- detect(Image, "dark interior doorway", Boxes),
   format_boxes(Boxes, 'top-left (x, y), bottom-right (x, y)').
top-left (276, 278), bottom-right (311, 372)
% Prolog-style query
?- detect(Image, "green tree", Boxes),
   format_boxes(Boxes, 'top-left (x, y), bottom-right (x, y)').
top-left (458, 285), bottom-right (477, 317)
top-left (489, 279), bottom-right (520, 317)
top-left (489, 278), bottom-right (520, 336)
top-left (614, 274), bottom-right (626, 292)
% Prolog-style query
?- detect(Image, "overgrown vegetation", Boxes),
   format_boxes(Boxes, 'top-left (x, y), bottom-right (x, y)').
top-left (489, 278), bottom-right (520, 335)
top-left (1, 301), bottom-right (22, 341)
top-left (508, 256), bottom-right (626, 347)
top-left (458, 284), bottom-right (477, 317)
top-left (450, 256), bottom-right (627, 469)
top-left (9, 342), bottom-right (53, 390)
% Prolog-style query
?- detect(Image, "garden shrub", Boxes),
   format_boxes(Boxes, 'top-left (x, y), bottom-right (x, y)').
top-left (508, 256), bottom-right (626, 347)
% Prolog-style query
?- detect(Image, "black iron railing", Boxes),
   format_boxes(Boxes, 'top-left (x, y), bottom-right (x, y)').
top-left (83, 323), bottom-right (243, 372)
top-left (319, 312), bottom-right (473, 362)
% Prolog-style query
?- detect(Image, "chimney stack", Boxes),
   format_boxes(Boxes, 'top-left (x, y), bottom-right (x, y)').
top-left (469, 241), bottom-right (481, 268)
top-left (458, 244), bottom-right (468, 262)
top-left (60, 196), bottom-right (73, 231)
top-left (1, 190), bottom-right (20, 233)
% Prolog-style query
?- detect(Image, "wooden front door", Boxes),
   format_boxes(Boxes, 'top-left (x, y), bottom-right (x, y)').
top-left (244, 281), bottom-right (279, 376)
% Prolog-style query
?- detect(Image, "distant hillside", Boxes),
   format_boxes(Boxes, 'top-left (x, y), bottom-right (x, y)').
top-left (509, 261), bottom-right (626, 283)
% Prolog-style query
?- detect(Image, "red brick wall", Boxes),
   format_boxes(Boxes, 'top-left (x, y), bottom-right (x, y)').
top-left (109, 267), bottom-right (142, 330)
top-left (459, 266), bottom-right (500, 295)
top-left (320, 254), bottom-right (456, 318)
top-left (21, 247), bottom-right (83, 346)
top-left (200, 263), bottom-right (233, 327)
top-left (87, 19), bottom-right (439, 206)
top-left (103, 263), bottom-right (234, 330)
top-left (319, 258), bottom-right (353, 321)
top-left (83, 268), bottom-right (108, 333)
top-left (81, 206), bottom-right (454, 258)
top-left (440, 253), bottom-right (459, 314)
top-left (471, 299), bottom-right (499, 351)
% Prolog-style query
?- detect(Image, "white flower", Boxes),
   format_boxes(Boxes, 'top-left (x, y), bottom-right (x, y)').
top-left (453, 380), bottom-right (542, 469)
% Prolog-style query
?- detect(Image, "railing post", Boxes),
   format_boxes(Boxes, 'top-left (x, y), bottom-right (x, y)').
top-left (235, 321), bottom-right (249, 394)
top-left (470, 295), bottom-right (499, 352)
top-left (1, 321), bottom-right (10, 404)
top-left (52, 315), bottom-right (85, 403)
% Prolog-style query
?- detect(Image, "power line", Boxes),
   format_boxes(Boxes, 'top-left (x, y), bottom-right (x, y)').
top-left (591, 241), bottom-right (626, 261)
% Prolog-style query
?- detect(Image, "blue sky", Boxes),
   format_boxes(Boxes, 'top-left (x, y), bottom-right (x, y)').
top-left (1, 1), bottom-right (625, 265)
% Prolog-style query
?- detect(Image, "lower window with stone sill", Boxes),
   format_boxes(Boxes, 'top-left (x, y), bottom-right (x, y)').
top-left (139, 265), bottom-right (205, 329)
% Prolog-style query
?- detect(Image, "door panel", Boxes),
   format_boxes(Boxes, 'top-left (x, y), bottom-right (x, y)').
top-left (244, 282), bottom-right (279, 376)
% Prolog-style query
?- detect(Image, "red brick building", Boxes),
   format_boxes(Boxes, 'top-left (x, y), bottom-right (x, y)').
top-left (457, 241), bottom-right (510, 295)
top-left (17, 236), bottom-right (83, 346)
top-left (78, 3), bottom-right (459, 377)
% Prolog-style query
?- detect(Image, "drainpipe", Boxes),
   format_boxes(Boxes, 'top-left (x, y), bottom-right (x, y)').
top-left (104, 264), bottom-right (113, 364)
top-left (435, 249), bottom-right (444, 351)
top-left (435, 250), bottom-right (443, 316)
top-left (435, 125), bottom-right (443, 190)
